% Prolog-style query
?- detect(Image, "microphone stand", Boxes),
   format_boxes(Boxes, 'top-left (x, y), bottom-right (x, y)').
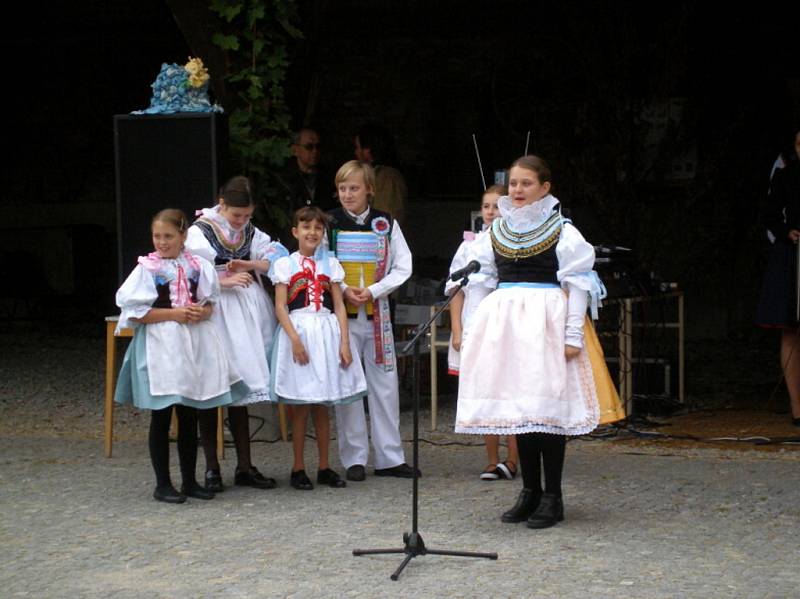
top-left (352, 273), bottom-right (498, 580)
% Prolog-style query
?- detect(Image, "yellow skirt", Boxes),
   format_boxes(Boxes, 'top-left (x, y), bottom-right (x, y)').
top-left (583, 316), bottom-right (626, 424)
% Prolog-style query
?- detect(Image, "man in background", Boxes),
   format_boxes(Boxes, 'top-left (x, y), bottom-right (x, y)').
top-left (354, 123), bottom-right (407, 226)
top-left (278, 127), bottom-right (336, 212)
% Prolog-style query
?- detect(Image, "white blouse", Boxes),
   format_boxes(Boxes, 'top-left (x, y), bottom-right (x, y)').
top-left (115, 251), bottom-right (219, 332)
top-left (270, 251), bottom-right (345, 313)
top-left (270, 252), bottom-right (346, 285)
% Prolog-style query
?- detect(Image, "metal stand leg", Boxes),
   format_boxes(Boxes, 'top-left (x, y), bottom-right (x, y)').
top-left (352, 296), bottom-right (498, 580)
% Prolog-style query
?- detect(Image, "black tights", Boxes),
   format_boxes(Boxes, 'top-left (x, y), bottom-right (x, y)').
top-left (198, 406), bottom-right (252, 473)
top-left (149, 405), bottom-right (199, 489)
top-left (516, 433), bottom-right (567, 497)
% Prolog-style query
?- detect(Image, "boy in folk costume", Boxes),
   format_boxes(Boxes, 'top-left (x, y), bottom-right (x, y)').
top-left (326, 160), bottom-right (417, 480)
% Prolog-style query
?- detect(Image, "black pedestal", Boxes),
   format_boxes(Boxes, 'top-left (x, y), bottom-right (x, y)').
top-left (113, 112), bottom-right (229, 282)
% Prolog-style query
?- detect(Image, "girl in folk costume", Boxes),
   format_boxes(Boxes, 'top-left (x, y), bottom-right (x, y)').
top-left (446, 185), bottom-right (519, 481)
top-left (114, 209), bottom-right (248, 504)
top-left (186, 176), bottom-right (288, 492)
top-left (270, 207), bottom-right (367, 490)
top-left (455, 155), bottom-right (616, 529)
top-left (326, 160), bottom-right (416, 481)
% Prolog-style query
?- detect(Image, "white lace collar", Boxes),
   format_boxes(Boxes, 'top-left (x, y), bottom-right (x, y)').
top-left (197, 205), bottom-right (244, 235)
top-left (498, 194), bottom-right (560, 232)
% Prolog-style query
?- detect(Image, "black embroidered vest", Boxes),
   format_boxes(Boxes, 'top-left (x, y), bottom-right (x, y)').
top-left (490, 205), bottom-right (565, 285)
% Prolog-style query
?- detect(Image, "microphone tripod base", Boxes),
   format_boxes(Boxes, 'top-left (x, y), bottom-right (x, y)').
top-left (353, 532), bottom-right (498, 581)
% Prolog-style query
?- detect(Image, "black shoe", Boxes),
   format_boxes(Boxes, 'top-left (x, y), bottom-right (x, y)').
top-left (181, 481), bottom-right (215, 500)
top-left (153, 485), bottom-right (186, 504)
top-left (290, 469), bottom-right (314, 490)
top-left (374, 463), bottom-right (420, 478)
top-left (205, 469), bottom-right (224, 493)
top-left (501, 488), bottom-right (541, 523)
top-left (526, 493), bottom-right (564, 529)
top-left (346, 464), bottom-right (366, 482)
top-left (317, 468), bottom-right (347, 488)
top-left (235, 466), bottom-right (277, 489)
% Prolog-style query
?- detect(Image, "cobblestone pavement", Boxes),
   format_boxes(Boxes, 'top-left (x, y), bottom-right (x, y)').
top-left (2, 428), bottom-right (799, 599)
top-left (2, 330), bottom-right (800, 598)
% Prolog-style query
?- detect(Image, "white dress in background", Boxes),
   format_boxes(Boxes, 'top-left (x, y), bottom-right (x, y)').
top-left (444, 230), bottom-right (495, 374)
top-left (186, 206), bottom-right (287, 405)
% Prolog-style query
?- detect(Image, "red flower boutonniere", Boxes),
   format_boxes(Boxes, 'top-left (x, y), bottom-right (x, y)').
top-left (371, 216), bottom-right (391, 236)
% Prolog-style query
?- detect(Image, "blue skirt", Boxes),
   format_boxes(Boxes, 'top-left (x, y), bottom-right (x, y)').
top-left (114, 329), bottom-right (250, 411)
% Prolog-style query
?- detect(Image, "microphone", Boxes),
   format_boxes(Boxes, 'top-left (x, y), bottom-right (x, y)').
top-left (449, 260), bottom-right (481, 282)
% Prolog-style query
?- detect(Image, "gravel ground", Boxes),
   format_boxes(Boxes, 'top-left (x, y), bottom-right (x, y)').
top-left (2, 329), bottom-right (800, 598)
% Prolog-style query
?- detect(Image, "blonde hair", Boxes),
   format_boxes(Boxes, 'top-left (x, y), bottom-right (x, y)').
top-left (152, 208), bottom-right (189, 233)
top-left (335, 160), bottom-right (375, 196)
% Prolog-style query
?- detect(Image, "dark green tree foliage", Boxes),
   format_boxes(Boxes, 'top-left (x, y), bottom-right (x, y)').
top-left (210, 0), bottom-right (303, 231)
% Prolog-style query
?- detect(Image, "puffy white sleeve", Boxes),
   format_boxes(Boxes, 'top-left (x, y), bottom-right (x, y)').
top-left (556, 222), bottom-right (606, 346)
top-left (252, 228), bottom-right (290, 263)
top-left (367, 220), bottom-right (413, 300)
top-left (328, 257), bottom-right (346, 284)
top-left (185, 226), bottom-right (217, 263)
top-left (115, 265), bottom-right (158, 332)
top-left (195, 256), bottom-right (221, 305)
top-left (463, 231), bottom-right (498, 291)
top-left (556, 222), bottom-right (595, 281)
top-left (268, 256), bottom-right (293, 286)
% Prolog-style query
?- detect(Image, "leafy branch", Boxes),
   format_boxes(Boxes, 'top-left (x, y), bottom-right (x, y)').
top-left (210, 0), bottom-right (303, 231)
